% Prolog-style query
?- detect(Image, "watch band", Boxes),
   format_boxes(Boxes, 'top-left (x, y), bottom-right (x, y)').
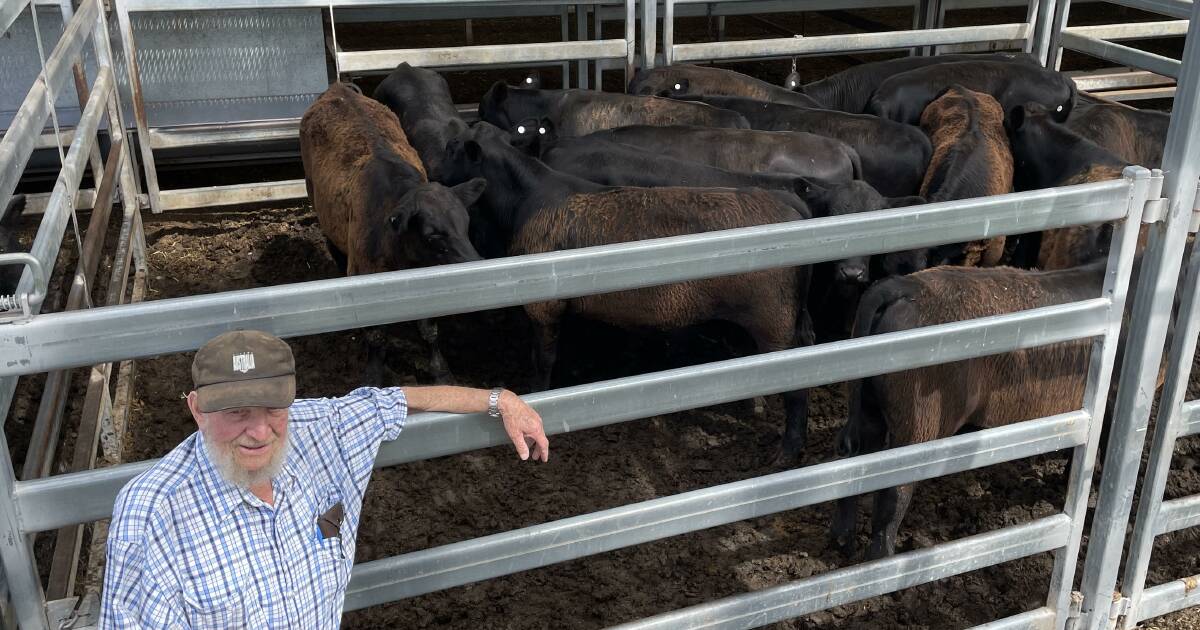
top-left (487, 387), bottom-right (503, 418)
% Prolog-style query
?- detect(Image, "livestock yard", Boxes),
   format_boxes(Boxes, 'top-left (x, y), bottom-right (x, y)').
top-left (4, 1), bottom-right (1200, 629)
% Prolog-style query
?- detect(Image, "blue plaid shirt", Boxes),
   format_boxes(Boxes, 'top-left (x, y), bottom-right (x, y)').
top-left (99, 387), bottom-right (408, 629)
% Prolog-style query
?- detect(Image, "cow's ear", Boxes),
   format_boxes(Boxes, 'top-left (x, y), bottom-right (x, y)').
top-left (522, 71), bottom-right (541, 89)
top-left (886, 195), bottom-right (926, 209)
top-left (491, 81), bottom-right (508, 103)
top-left (1005, 105), bottom-right (1025, 133)
top-left (671, 78), bottom-right (690, 94)
top-left (464, 140), bottom-right (483, 163)
top-left (538, 117), bottom-right (555, 137)
top-left (452, 178), bottom-right (488, 207)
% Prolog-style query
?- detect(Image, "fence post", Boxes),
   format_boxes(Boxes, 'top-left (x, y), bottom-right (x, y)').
top-left (1076, 4), bottom-right (1200, 629)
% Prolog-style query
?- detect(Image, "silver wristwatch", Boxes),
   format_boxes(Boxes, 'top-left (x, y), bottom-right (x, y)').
top-left (487, 387), bottom-right (503, 418)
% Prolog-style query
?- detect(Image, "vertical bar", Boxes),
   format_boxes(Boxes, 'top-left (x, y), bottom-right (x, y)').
top-left (0, 423), bottom-right (47, 629)
top-left (1121, 218), bottom-right (1200, 629)
top-left (577, 5), bottom-right (589, 89)
top-left (625, 0), bottom-right (635, 83)
top-left (1078, 4), bottom-right (1200, 629)
top-left (1029, 0), bottom-right (1059, 63)
top-left (96, 0), bottom-right (143, 217)
top-left (561, 7), bottom-right (571, 87)
top-left (595, 4), bottom-right (604, 88)
top-left (639, 0), bottom-right (657, 70)
top-left (662, 0), bottom-right (673, 66)
top-left (59, 0), bottom-right (105, 183)
top-left (114, 1), bottom-right (162, 214)
top-left (1047, 0), bottom-right (1073, 70)
top-left (1048, 168), bottom-right (1155, 628)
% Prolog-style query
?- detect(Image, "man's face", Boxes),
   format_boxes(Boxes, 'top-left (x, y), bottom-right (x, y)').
top-left (187, 392), bottom-right (289, 488)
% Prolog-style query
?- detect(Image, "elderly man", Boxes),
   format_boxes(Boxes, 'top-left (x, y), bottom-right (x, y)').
top-left (99, 329), bottom-right (549, 628)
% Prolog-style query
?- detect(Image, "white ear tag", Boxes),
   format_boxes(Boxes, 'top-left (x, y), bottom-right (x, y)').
top-left (517, 125), bottom-right (526, 134)
top-left (538, 127), bottom-right (546, 134)
top-left (674, 83), bottom-right (681, 90)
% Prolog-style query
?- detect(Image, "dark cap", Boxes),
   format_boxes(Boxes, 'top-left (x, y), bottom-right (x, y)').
top-left (191, 330), bottom-right (296, 413)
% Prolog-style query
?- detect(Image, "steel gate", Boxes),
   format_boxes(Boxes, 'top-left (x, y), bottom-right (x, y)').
top-left (1, 1), bottom-right (1200, 629)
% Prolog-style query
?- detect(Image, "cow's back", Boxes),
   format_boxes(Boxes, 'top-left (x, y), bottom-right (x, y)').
top-left (559, 92), bottom-right (746, 136)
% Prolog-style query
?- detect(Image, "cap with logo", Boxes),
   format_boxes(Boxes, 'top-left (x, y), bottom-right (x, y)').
top-left (191, 330), bottom-right (296, 413)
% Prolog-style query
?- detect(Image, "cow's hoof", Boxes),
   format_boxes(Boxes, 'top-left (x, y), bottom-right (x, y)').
top-left (752, 395), bottom-right (767, 415)
top-left (771, 445), bottom-right (803, 468)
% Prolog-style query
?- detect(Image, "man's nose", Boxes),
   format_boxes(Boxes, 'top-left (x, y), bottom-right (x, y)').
top-left (243, 414), bottom-right (275, 441)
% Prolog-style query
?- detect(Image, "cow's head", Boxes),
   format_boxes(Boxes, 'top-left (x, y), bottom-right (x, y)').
top-left (509, 117), bottom-right (556, 156)
top-left (388, 180), bottom-right (487, 267)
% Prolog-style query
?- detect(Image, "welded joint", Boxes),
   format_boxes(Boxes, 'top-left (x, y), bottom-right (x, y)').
top-left (1109, 594), bottom-right (1130, 627)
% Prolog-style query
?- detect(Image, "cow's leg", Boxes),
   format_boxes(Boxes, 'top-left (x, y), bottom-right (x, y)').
top-left (831, 378), bottom-right (888, 558)
top-left (866, 481), bottom-right (915, 560)
top-left (363, 327), bottom-right (388, 387)
top-left (526, 301), bottom-right (565, 392)
top-left (418, 318), bottom-right (454, 384)
top-left (325, 237), bottom-right (348, 277)
top-left (740, 296), bottom-right (810, 466)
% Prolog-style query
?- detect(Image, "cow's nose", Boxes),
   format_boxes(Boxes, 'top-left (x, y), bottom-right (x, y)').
top-left (837, 265), bottom-right (868, 285)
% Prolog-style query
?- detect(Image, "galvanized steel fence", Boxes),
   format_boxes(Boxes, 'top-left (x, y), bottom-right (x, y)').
top-left (1, 1), bottom-right (1200, 629)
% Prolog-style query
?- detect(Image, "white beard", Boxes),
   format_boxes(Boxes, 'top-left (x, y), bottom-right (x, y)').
top-left (202, 430), bottom-right (291, 490)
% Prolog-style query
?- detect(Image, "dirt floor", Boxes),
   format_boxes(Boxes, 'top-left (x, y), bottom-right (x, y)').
top-left (6, 3), bottom-right (1200, 629)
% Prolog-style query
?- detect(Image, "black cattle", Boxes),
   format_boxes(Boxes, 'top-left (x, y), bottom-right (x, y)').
top-left (1005, 102), bottom-right (1132, 271)
top-left (671, 94), bottom-right (931, 197)
top-left (441, 123), bottom-right (817, 462)
top-left (626, 63), bottom-right (822, 108)
top-left (586, 125), bottom-right (862, 184)
top-left (478, 81), bottom-right (748, 137)
top-left (865, 60), bottom-right (1076, 126)
top-left (1067, 100), bottom-right (1169, 168)
top-left (372, 62), bottom-right (468, 179)
top-left (510, 118), bottom-right (811, 197)
top-left (1, 194), bottom-right (26, 293)
top-left (300, 83), bottom-right (486, 385)
top-left (797, 51), bottom-right (1036, 113)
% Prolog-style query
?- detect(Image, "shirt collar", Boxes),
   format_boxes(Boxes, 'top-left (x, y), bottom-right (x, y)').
top-left (194, 432), bottom-right (300, 517)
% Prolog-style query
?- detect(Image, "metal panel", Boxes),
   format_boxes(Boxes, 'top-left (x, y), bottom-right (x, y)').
top-left (15, 293), bottom-right (1107, 533)
top-left (1078, 2), bottom-right (1200, 628)
top-left (0, 11), bottom-right (100, 130)
top-left (147, 119), bottom-right (301, 149)
top-left (1060, 32), bottom-right (1181, 79)
top-left (1134, 575), bottom-right (1200, 623)
top-left (1070, 69), bottom-right (1174, 91)
top-left (605, 516), bottom-right (1071, 630)
top-left (0, 0), bottom-right (99, 214)
top-left (970, 608), bottom-right (1057, 630)
top-left (0, 178), bottom-right (1132, 376)
top-left (671, 23), bottom-right (1031, 62)
top-left (1154, 494), bottom-right (1200, 534)
top-left (118, 9), bottom-right (327, 127)
top-left (0, 0), bottom-right (32, 37)
top-left (346, 422), bottom-right (1083, 609)
top-left (338, 39), bottom-right (629, 72)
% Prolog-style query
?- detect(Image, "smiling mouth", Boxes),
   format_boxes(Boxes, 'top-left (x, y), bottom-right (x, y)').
top-left (238, 444), bottom-right (270, 454)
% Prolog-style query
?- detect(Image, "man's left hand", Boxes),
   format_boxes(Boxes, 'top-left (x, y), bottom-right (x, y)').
top-left (498, 391), bottom-right (549, 462)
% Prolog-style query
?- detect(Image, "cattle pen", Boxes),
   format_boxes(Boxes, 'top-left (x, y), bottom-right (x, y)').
top-left (2, 1), bottom-right (1200, 629)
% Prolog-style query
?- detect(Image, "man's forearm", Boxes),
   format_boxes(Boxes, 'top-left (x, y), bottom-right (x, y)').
top-left (400, 385), bottom-right (506, 414)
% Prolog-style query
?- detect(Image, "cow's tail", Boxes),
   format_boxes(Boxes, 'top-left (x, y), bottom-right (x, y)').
top-left (837, 277), bottom-right (911, 458)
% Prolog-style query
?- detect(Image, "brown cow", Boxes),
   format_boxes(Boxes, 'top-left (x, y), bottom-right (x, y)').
top-left (300, 82), bottom-right (487, 384)
top-left (1067, 99), bottom-right (1169, 169)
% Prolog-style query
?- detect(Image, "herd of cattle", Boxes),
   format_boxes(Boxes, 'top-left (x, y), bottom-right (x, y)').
top-left (295, 52), bottom-right (1173, 562)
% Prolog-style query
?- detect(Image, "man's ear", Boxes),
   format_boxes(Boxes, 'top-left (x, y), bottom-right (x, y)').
top-left (186, 391), bottom-right (207, 429)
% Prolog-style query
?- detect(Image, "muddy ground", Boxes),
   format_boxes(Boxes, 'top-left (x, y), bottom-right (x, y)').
top-left (7, 3), bottom-right (1200, 629)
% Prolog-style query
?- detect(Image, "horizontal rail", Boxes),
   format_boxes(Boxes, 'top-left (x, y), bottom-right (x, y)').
top-left (1155, 494), bottom-right (1200, 534)
top-left (1180, 399), bottom-right (1200, 436)
top-left (157, 179), bottom-right (308, 210)
top-left (1060, 32), bottom-right (1182, 79)
top-left (0, 0), bottom-right (100, 213)
top-left (1100, 86), bottom-right (1178, 101)
top-left (0, 177), bottom-right (1133, 377)
top-left (606, 516), bottom-right (1071, 629)
top-left (338, 39), bottom-right (629, 72)
top-left (1064, 21), bottom-right (1189, 41)
top-left (1134, 573), bottom-right (1200, 623)
top-left (122, 0), bottom-right (621, 9)
top-left (671, 23), bottom-right (1030, 62)
top-left (148, 121), bottom-right (301, 150)
top-left (1071, 69), bottom-right (1175, 91)
top-left (1103, 0), bottom-right (1193, 20)
top-left (13, 294), bottom-right (1106, 533)
top-left (970, 608), bottom-right (1057, 630)
top-left (345, 418), bottom-right (1084, 610)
